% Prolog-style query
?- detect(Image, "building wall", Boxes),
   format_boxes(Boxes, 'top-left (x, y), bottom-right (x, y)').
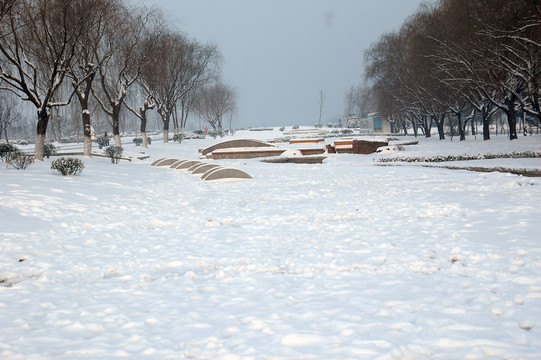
top-left (368, 112), bottom-right (391, 133)
top-left (346, 113), bottom-right (392, 133)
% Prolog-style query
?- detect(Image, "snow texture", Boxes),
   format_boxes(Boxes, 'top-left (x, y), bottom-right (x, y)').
top-left (1, 129), bottom-right (540, 359)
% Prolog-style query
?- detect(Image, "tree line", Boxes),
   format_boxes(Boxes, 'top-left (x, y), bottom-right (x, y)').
top-left (354, 0), bottom-right (540, 141)
top-left (0, 0), bottom-right (236, 160)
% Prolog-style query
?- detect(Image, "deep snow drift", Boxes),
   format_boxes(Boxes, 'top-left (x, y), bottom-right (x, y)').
top-left (1, 130), bottom-right (540, 359)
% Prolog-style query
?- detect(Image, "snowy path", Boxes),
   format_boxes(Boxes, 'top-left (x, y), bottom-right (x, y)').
top-left (1, 133), bottom-right (540, 359)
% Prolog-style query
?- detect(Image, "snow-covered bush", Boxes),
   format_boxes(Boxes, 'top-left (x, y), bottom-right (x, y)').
top-left (0, 143), bottom-right (19, 163)
top-left (51, 157), bottom-right (84, 176)
top-left (96, 135), bottom-right (109, 149)
top-left (43, 143), bottom-right (56, 158)
top-left (378, 151), bottom-right (541, 163)
top-left (8, 153), bottom-right (34, 170)
top-left (172, 133), bottom-right (184, 143)
top-left (133, 138), bottom-right (143, 146)
top-left (104, 145), bottom-right (123, 164)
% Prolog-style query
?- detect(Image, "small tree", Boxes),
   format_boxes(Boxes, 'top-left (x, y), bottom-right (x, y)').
top-left (43, 143), bottom-right (57, 159)
top-left (51, 157), bottom-right (85, 176)
top-left (96, 135), bottom-right (110, 149)
top-left (104, 145), bottom-right (123, 164)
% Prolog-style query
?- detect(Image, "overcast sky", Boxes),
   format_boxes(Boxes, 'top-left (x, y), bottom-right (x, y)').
top-left (133, 0), bottom-right (431, 128)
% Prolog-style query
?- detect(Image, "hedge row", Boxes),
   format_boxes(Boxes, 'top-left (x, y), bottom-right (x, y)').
top-left (378, 151), bottom-right (541, 163)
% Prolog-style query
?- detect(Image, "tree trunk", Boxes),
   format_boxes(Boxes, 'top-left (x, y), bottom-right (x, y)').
top-left (173, 106), bottom-right (179, 134)
top-left (180, 101), bottom-right (190, 134)
top-left (456, 112), bottom-right (465, 141)
top-left (84, 135), bottom-right (93, 156)
top-left (435, 114), bottom-right (445, 140)
top-left (112, 104), bottom-right (122, 146)
top-left (162, 111), bottom-right (170, 143)
top-left (408, 116), bottom-right (418, 137)
top-left (140, 108), bottom-right (149, 148)
top-left (82, 107), bottom-right (93, 156)
top-left (163, 129), bottom-right (169, 142)
top-left (34, 109), bottom-right (49, 161)
top-left (505, 96), bottom-right (518, 140)
top-left (142, 132), bottom-right (148, 148)
top-left (482, 108), bottom-right (491, 141)
top-left (419, 116), bottom-right (431, 138)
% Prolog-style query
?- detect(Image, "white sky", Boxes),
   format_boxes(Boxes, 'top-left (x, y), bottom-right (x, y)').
top-left (134, 0), bottom-right (432, 128)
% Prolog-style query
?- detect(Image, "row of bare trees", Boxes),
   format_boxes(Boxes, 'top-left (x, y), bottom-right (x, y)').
top-left (362, 0), bottom-right (540, 141)
top-left (0, 0), bottom-right (236, 160)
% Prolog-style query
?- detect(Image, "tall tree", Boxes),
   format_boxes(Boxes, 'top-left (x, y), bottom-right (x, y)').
top-left (194, 81), bottom-right (236, 135)
top-left (144, 30), bottom-right (220, 142)
top-left (68, 0), bottom-right (118, 156)
top-left (0, 0), bottom-right (101, 159)
top-left (92, 4), bottom-right (153, 146)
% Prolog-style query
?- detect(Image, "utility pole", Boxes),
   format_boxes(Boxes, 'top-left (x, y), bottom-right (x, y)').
top-left (318, 90), bottom-right (324, 127)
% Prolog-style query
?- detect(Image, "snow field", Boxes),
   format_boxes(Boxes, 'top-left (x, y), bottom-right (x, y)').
top-left (1, 132), bottom-right (540, 359)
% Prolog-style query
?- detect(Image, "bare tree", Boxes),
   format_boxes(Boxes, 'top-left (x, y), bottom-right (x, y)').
top-left (477, 0), bottom-right (540, 139)
top-left (194, 81), bottom-right (236, 135)
top-left (92, 4), bottom-right (154, 146)
top-left (0, 90), bottom-right (20, 142)
top-left (124, 85), bottom-right (155, 148)
top-left (0, 0), bottom-right (15, 21)
top-left (143, 30), bottom-right (221, 143)
top-left (67, 0), bottom-right (119, 155)
top-left (0, 0), bottom-right (101, 159)
top-left (344, 84), bottom-right (375, 118)
top-left (178, 42), bottom-right (221, 135)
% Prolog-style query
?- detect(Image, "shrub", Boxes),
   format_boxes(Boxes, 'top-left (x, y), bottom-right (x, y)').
top-left (193, 129), bottom-right (204, 135)
top-left (208, 130), bottom-right (220, 139)
top-left (377, 151), bottom-right (541, 163)
top-left (8, 152), bottom-right (34, 170)
top-left (172, 133), bottom-right (184, 143)
top-left (0, 143), bottom-right (19, 163)
top-left (96, 135), bottom-right (109, 149)
top-left (104, 145), bottom-right (123, 164)
top-left (51, 157), bottom-right (85, 176)
top-left (133, 137), bottom-right (151, 145)
top-left (43, 143), bottom-right (57, 158)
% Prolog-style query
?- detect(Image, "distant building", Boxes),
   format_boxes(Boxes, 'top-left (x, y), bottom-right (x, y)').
top-left (345, 112), bottom-right (392, 133)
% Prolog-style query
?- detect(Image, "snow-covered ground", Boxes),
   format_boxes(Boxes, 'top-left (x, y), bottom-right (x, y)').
top-left (1, 129), bottom-right (540, 359)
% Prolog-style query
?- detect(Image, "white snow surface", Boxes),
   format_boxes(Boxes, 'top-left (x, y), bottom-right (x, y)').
top-left (1, 129), bottom-right (541, 359)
